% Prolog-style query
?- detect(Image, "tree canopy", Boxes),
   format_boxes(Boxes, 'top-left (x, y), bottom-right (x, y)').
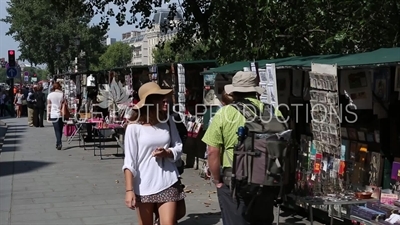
top-left (94, 42), bottom-right (133, 70)
top-left (2, 0), bottom-right (108, 74)
top-left (88, 0), bottom-right (400, 63)
top-left (152, 40), bottom-right (213, 64)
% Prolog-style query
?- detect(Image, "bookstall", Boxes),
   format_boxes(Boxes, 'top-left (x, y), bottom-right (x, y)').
top-left (194, 48), bottom-right (400, 224)
top-left (287, 48), bottom-right (400, 225)
top-left (153, 60), bottom-right (217, 168)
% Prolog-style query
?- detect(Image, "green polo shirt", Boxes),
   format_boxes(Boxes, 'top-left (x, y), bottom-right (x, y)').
top-left (202, 98), bottom-right (282, 168)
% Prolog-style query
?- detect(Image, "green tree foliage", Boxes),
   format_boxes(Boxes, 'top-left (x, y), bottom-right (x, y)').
top-left (2, 0), bottom-right (107, 74)
top-left (152, 40), bottom-right (212, 64)
top-left (94, 42), bottom-right (133, 70)
top-left (88, 0), bottom-right (400, 63)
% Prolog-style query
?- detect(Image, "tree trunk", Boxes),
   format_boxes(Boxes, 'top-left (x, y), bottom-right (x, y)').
top-left (48, 62), bottom-right (55, 75)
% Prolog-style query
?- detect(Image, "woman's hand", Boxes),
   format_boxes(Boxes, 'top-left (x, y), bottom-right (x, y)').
top-left (152, 148), bottom-right (170, 158)
top-left (125, 191), bottom-right (136, 210)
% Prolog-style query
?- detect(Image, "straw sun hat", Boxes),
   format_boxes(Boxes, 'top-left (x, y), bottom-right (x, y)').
top-left (224, 71), bottom-right (264, 95)
top-left (134, 82), bottom-right (172, 109)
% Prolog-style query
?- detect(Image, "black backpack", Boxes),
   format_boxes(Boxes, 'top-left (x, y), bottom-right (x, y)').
top-left (229, 100), bottom-right (293, 200)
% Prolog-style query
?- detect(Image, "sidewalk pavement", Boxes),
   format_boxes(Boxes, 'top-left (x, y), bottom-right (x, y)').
top-left (0, 117), bottom-right (321, 225)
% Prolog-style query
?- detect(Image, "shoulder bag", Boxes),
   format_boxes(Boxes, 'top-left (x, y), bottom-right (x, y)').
top-left (60, 94), bottom-right (70, 119)
top-left (167, 119), bottom-right (185, 175)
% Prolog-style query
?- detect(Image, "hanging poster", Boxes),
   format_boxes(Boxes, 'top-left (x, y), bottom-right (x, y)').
top-left (395, 66), bottom-right (400, 91)
top-left (373, 68), bottom-right (390, 102)
top-left (309, 63), bottom-right (339, 152)
top-left (259, 70), bottom-right (268, 83)
top-left (263, 64), bottom-right (278, 108)
top-left (204, 74), bottom-right (216, 87)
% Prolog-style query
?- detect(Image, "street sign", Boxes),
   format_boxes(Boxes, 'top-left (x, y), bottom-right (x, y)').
top-left (6, 67), bottom-right (17, 78)
top-left (24, 76), bottom-right (29, 82)
top-left (24, 71), bottom-right (29, 76)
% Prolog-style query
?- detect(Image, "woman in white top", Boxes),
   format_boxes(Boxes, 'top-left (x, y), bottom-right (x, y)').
top-left (14, 89), bottom-right (24, 118)
top-left (123, 82), bottom-right (185, 225)
top-left (46, 82), bottom-right (65, 150)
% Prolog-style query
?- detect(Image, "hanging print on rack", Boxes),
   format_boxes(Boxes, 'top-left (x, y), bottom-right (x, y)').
top-left (395, 66), bottom-right (400, 91)
top-left (373, 68), bottom-right (390, 102)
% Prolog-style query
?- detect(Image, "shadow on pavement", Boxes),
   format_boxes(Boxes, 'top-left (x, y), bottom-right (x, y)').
top-left (2, 139), bottom-right (22, 146)
top-left (2, 134), bottom-right (23, 140)
top-left (6, 128), bottom-right (26, 133)
top-left (179, 212), bottom-right (221, 225)
top-left (6, 124), bottom-right (28, 133)
top-left (279, 217), bottom-right (307, 224)
top-left (0, 160), bottom-right (54, 177)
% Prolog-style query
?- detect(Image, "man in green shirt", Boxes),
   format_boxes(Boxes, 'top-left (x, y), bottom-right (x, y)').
top-left (202, 71), bottom-right (275, 225)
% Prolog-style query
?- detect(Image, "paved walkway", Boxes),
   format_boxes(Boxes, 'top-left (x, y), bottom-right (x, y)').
top-left (0, 117), bottom-right (321, 225)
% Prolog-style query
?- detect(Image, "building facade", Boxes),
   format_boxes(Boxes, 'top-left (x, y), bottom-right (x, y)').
top-left (106, 38), bottom-right (116, 46)
top-left (121, 9), bottom-right (182, 66)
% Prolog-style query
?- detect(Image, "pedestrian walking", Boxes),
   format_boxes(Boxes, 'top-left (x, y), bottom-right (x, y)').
top-left (123, 82), bottom-right (185, 225)
top-left (202, 71), bottom-right (278, 225)
top-left (34, 85), bottom-right (46, 127)
top-left (14, 89), bottom-right (24, 118)
top-left (46, 82), bottom-right (64, 150)
top-left (27, 87), bottom-right (35, 126)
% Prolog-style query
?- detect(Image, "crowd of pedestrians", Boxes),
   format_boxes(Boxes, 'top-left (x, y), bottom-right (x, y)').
top-left (0, 84), bottom-right (47, 128)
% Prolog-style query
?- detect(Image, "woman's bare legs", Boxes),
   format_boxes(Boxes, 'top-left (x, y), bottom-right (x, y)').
top-left (157, 201), bottom-right (177, 225)
top-left (154, 199), bottom-right (185, 224)
top-left (136, 202), bottom-right (155, 225)
top-left (17, 106), bottom-right (21, 118)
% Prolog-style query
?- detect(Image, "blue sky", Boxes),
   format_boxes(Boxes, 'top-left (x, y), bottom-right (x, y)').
top-left (0, 1), bottom-right (175, 61)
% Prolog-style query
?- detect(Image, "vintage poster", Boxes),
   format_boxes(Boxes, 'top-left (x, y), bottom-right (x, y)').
top-left (204, 74), bottom-right (216, 87)
top-left (373, 68), bottom-right (390, 102)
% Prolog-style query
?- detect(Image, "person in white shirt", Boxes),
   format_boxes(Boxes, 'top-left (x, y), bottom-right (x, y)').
top-left (46, 82), bottom-right (64, 150)
top-left (123, 82), bottom-right (185, 225)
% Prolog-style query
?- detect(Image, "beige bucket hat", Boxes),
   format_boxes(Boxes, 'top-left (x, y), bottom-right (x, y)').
top-left (224, 71), bottom-right (264, 94)
top-left (134, 82), bottom-right (172, 109)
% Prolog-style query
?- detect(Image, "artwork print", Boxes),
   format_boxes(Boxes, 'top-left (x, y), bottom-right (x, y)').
top-left (267, 86), bottom-right (276, 102)
top-left (348, 71), bottom-right (368, 89)
top-left (266, 65), bottom-right (275, 84)
top-left (204, 74), bottom-right (216, 87)
top-left (347, 128), bottom-right (358, 140)
top-left (395, 66), bottom-right (400, 91)
top-left (373, 68), bottom-right (390, 102)
top-left (369, 152), bottom-right (382, 186)
top-left (259, 71), bottom-right (268, 82)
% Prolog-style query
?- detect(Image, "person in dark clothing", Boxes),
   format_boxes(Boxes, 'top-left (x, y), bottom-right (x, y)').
top-left (27, 87), bottom-right (36, 126)
top-left (22, 86), bottom-right (29, 116)
top-left (0, 90), bottom-right (6, 117)
top-left (33, 85), bottom-right (46, 127)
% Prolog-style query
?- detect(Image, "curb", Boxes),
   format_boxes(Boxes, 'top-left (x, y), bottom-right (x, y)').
top-left (0, 121), bottom-right (8, 153)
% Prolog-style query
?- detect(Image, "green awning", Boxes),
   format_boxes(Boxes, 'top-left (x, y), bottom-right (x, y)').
top-left (201, 47), bottom-right (400, 75)
top-left (313, 47), bottom-right (400, 68)
top-left (200, 61), bottom-right (250, 75)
